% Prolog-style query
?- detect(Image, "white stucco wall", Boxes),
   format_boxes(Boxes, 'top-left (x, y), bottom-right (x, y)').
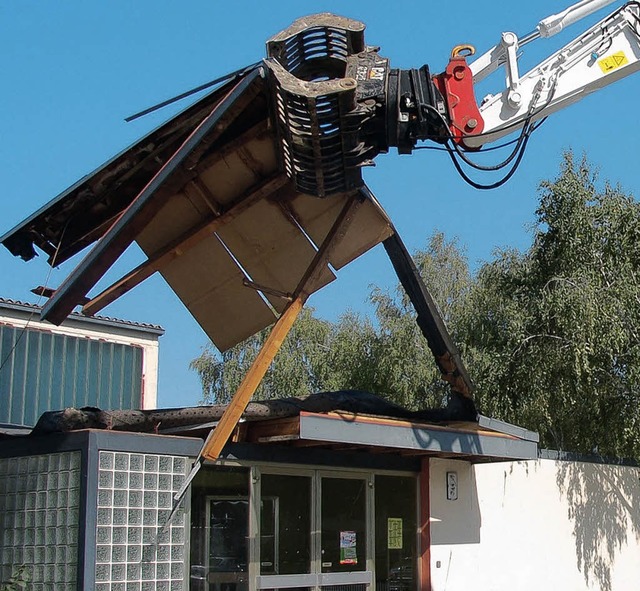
top-left (429, 457), bottom-right (640, 591)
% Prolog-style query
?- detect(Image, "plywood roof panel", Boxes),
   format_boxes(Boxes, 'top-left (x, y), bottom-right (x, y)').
top-left (216, 197), bottom-right (335, 313)
top-left (4, 65), bottom-right (396, 352)
top-left (329, 196), bottom-right (394, 269)
top-left (198, 136), bottom-right (278, 206)
top-left (159, 234), bottom-right (276, 352)
top-left (136, 190), bottom-right (204, 254)
top-left (289, 191), bottom-right (394, 270)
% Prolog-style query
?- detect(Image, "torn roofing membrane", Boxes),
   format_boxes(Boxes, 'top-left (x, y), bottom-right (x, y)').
top-left (30, 390), bottom-right (539, 462)
top-left (0, 64), bottom-right (393, 352)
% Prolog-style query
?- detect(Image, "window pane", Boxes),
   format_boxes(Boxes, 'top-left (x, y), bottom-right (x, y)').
top-left (321, 478), bottom-right (367, 572)
top-left (261, 474), bottom-right (311, 575)
top-left (190, 467), bottom-right (249, 591)
top-left (375, 476), bottom-right (417, 591)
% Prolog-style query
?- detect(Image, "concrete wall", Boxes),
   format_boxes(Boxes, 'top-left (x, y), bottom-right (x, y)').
top-left (429, 457), bottom-right (640, 591)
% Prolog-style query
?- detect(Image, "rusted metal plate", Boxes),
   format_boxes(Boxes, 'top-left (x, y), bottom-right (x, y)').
top-left (288, 189), bottom-right (394, 270)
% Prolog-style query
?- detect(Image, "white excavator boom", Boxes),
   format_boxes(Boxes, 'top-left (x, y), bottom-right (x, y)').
top-left (465, 2), bottom-right (640, 148)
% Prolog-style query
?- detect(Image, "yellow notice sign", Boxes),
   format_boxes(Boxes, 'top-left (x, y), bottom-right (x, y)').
top-left (388, 518), bottom-right (403, 549)
top-left (598, 51), bottom-right (629, 74)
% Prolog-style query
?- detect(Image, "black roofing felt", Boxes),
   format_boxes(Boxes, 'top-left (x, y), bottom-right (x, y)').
top-left (32, 390), bottom-right (478, 436)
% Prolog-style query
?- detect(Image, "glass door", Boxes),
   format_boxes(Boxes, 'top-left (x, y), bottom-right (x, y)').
top-left (319, 476), bottom-right (368, 574)
top-left (260, 473), bottom-right (312, 576)
top-left (206, 496), bottom-right (249, 591)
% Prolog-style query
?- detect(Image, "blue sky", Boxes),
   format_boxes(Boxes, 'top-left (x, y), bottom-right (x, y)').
top-left (2, 1), bottom-right (639, 408)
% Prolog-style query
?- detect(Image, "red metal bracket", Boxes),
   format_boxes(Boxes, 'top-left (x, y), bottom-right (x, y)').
top-left (433, 45), bottom-right (484, 148)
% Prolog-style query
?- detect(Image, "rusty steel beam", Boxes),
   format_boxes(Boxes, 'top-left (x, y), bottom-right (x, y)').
top-left (382, 229), bottom-right (474, 399)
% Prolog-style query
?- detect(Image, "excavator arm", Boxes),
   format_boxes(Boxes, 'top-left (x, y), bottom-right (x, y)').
top-left (264, 1), bottom-right (640, 195)
top-left (465, 0), bottom-right (640, 148)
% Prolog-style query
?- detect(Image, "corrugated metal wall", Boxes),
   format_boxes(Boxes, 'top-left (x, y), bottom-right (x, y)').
top-left (0, 324), bottom-right (143, 426)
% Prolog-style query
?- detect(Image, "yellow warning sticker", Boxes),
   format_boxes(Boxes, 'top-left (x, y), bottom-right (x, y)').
top-left (598, 51), bottom-right (629, 74)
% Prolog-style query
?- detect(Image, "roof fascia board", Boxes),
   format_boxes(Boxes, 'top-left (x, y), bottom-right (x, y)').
top-left (477, 414), bottom-right (540, 443)
top-left (298, 412), bottom-right (538, 460)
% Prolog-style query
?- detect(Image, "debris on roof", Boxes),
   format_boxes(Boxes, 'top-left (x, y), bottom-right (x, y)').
top-left (32, 390), bottom-right (476, 435)
top-left (27, 390), bottom-right (537, 462)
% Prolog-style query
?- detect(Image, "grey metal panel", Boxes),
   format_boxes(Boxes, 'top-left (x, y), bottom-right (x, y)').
top-left (90, 430), bottom-right (202, 457)
top-left (0, 430), bottom-right (201, 460)
top-left (0, 324), bottom-right (144, 426)
top-left (298, 414), bottom-right (538, 460)
top-left (320, 572), bottom-right (373, 586)
top-left (477, 414), bottom-right (540, 443)
top-left (538, 448), bottom-right (639, 466)
top-left (257, 571), bottom-right (372, 589)
top-left (80, 432), bottom-right (99, 590)
top-left (0, 430), bottom-right (91, 458)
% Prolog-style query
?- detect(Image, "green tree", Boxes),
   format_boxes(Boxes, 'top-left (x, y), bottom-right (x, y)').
top-left (462, 152), bottom-right (640, 457)
top-left (363, 232), bottom-right (472, 409)
top-left (190, 307), bottom-right (335, 404)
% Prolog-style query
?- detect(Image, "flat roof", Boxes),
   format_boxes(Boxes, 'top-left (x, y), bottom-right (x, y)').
top-left (18, 391), bottom-right (538, 463)
top-left (241, 411), bottom-right (538, 462)
top-left (0, 297), bottom-right (164, 336)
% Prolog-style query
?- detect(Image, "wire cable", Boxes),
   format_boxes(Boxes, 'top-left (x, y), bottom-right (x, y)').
top-left (444, 130), bottom-right (533, 190)
top-left (0, 224), bottom-right (68, 375)
top-left (125, 62), bottom-right (262, 122)
top-left (418, 73), bottom-right (557, 189)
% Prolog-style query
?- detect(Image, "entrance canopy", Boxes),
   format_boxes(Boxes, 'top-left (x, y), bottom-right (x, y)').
top-left (31, 391), bottom-right (539, 462)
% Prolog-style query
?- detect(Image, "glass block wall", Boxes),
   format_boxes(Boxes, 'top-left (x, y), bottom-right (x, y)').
top-left (95, 451), bottom-right (189, 591)
top-left (0, 451), bottom-right (81, 590)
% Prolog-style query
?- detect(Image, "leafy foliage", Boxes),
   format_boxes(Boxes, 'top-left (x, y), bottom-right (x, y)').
top-left (461, 153), bottom-right (640, 456)
top-left (0, 565), bottom-right (29, 591)
top-left (190, 307), bottom-right (335, 404)
top-left (191, 152), bottom-right (640, 458)
top-left (190, 233), bottom-right (471, 409)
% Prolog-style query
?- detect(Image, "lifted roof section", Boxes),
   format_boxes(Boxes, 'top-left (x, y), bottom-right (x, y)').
top-left (1, 64), bottom-right (393, 352)
top-left (247, 411), bottom-right (539, 462)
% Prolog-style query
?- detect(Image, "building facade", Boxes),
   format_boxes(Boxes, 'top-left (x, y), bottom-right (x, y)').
top-left (0, 298), bottom-right (163, 428)
top-left (0, 403), bottom-right (637, 591)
